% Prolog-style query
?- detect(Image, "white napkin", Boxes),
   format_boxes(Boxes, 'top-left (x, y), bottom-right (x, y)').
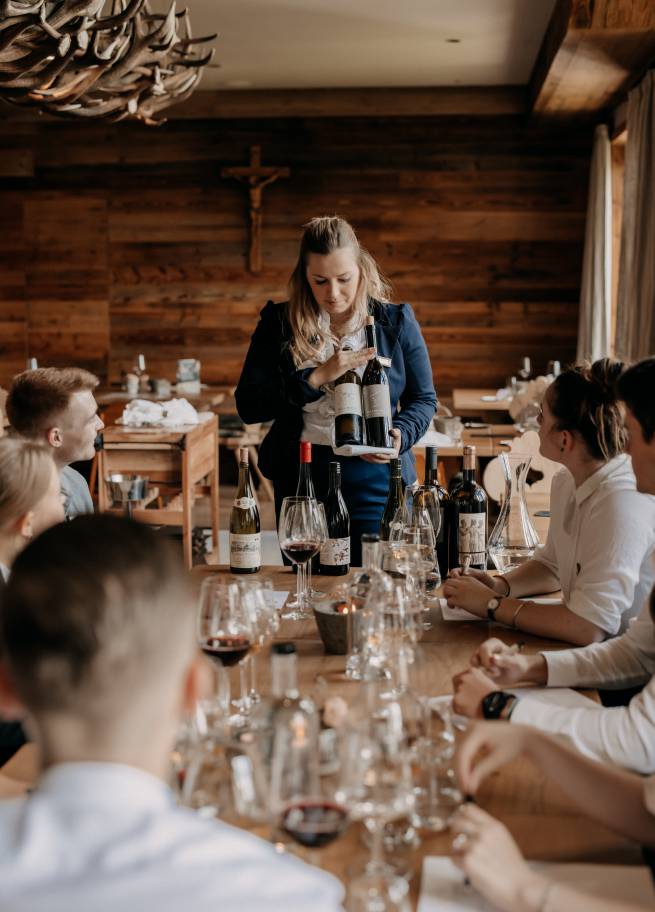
top-left (121, 397), bottom-right (199, 428)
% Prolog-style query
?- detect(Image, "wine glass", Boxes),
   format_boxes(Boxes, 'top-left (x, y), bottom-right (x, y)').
top-left (306, 501), bottom-right (329, 601)
top-left (336, 680), bottom-right (415, 910)
top-left (270, 702), bottom-right (348, 860)
top-left (278, 496), bottom-right (324, 620)
top-left (232, 579), bottom-right (279, 715)
top-left (197, 577), bottom-right (255, 732)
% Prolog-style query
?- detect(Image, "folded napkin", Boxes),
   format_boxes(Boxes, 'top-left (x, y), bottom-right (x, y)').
top-left (121, 398), bottom-right (200, 428)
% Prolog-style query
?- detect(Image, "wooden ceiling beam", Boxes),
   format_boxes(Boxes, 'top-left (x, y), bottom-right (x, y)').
top-left (165, 85), bottom-right (527, 120)
top-left (529, 0), bottom-right (655, 119)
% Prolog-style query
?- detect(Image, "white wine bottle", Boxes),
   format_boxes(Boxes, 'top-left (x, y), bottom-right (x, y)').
top-left (229, 447), bottom-right (261, 574)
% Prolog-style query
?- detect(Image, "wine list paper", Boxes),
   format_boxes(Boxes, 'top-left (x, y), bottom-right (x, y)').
top-left (418, 857), bottom-right (655, 911)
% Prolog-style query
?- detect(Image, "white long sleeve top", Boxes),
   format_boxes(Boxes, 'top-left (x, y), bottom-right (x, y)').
top-left (531, 456), bottom-right (655, 634)
top-left (0, 763), bottom-right (344, 912)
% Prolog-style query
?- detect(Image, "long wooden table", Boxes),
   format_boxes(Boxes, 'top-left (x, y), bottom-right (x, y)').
top-left (192, 565), bottom-right (641, 906)
top-left (453, 388), bottom-right (512, 416)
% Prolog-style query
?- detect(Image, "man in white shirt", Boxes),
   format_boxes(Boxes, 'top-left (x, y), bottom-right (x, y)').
top-left (6, 367), bottom-right (104, 519)
top-left (0, 515), bottom-right (344, 912)
top-left (452, 357), bottom-right (655, 774)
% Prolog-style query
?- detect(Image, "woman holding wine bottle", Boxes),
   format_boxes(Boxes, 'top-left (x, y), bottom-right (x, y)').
top-left (235, 216), bottom-right (437, 566)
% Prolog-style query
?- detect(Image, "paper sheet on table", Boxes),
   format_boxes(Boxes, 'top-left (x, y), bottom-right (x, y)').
top-left (440, 599), bottom-right (482, 622)
top-left (263, 591), bottom-right (289, 612)
top-left (508, 686), bottom-right (601, 710)
top-left (418, 857), bottom-right (655, 911)
top-left (416, 429), bottom-right (455, 448)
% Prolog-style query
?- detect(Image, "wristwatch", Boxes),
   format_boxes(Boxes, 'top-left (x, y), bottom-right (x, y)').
top-left (486, 596), bottom-right (501, 622)
top-left (482, 690), bottom-right (518, 720)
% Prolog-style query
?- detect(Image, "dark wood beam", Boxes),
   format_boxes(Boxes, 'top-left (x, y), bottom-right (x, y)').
top-left (165, 86), bottom-right (527, 120)
top-left (529, 0), bottom-right (655, 119)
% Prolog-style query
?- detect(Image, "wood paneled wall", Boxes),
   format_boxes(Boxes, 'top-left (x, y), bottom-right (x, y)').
top-left (0, 114), bottom-right (592, 395)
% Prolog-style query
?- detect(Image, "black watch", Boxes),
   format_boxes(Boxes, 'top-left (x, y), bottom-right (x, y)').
top-left (482, 690), bottom-right (517, 720)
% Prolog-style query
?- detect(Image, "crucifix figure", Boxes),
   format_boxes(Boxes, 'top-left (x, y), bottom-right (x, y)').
top-left (221, 145), bottom-right (290, 274)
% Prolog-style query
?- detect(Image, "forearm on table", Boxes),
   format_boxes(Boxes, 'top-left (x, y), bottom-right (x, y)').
top-left (502, 560), bottom-right (560, 597)
top-left (493, 598), bottom-right (605, 646)
top-left (523, 730), bottom-right (655, 846)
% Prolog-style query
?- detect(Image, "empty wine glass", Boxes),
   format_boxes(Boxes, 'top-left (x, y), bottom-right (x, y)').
top-left (197, 577), bottom-right (255, 732)
top-left (278, 496), bottom-right (324, 620)
top-left (233, 579), bottom-right (279, 715)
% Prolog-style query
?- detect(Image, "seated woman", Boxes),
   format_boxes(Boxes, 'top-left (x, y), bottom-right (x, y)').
top-left (452, 721), bottom-right (655, 912)
top-left (444, 359), bottom-right (655, 646)
top-left (0, 435), bottom-right (65, 784)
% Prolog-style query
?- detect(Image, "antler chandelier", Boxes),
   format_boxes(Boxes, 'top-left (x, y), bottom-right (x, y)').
top-left (0, 0), bottom-right (216, 123)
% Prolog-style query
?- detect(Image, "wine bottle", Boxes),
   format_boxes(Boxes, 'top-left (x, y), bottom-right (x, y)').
top-left (421, 446), bottom-right (450, 579)
top-left (361, 316), bottom-right (392, 448)
top-left (319, 462), bottom-right (350, 576)
top-left (229, 447), bottom-right (261, 574)
top-left (334, 347), bottom-right (363, 447)
top-left (449, 445), bottom-right (487, 571)
top-left (296, 441), bottom-right (316, 498)
top-left (380, 458), bottom-right (404, 540)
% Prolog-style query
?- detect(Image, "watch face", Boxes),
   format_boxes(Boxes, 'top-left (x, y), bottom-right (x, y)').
top-left (487, 597), bottom-right (500, 611)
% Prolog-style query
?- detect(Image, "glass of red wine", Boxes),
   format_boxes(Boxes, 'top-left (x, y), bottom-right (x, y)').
top-left (197, 577), bottom-right (255, 731)
top-left (278, 496), bottom-right (325, 620)
top-left (270, 708), bottom-right (348, 861)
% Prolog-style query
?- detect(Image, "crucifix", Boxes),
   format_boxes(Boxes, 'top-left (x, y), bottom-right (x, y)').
top-left (221, 145), bottom-right (290, 274)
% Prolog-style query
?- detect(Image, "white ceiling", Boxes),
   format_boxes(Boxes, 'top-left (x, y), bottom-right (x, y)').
top-left (181, 0), bottom-right (557, 91)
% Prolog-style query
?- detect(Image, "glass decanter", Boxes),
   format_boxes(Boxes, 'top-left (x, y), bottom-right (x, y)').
top-left (487, 453), bottom-right (540, 572)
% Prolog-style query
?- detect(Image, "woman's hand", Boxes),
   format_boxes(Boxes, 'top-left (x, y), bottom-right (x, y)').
top-left (451, 803), bottom-right (546, 912)
top-left (360, 427), bottom-right (402, 464)
top-left (443, 575), bottom-right (495, 616)
top-left (448, 567), bottom-right (509, 596)
top-left (308, 348), bottom-right (374, 388)
top-left (452, 666), bottom-right (498, 717)
top-left (455, 721), bottom-right (529, 795)
top-left (470, 638), bottom-right (548, 687)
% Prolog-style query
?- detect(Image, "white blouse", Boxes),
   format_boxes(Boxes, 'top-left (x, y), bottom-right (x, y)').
top-left (533, 455), bottom-right (655, 634)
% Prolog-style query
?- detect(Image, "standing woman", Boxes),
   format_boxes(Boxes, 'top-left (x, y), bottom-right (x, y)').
top-left (236, 216), bottom-right (437, 565)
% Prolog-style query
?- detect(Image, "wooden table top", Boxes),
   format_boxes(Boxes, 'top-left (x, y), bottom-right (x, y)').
top-left (453, 388), bottom-right (513, 414)
top-left (414, 425), bottom-right (518, 459)
top-left (191, 565), bottom-right (640, 905)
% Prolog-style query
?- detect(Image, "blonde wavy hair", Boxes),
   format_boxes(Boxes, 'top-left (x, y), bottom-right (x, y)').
top-left (0, 436), bottom-right (53, 531)
top-left (287, 216), bottom-right (392, 366)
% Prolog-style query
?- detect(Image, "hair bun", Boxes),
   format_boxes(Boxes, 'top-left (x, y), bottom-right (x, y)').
top-left (589, 358), bottom-right (624, 403)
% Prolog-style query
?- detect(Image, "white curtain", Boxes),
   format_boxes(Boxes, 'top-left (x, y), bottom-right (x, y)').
top-left (577, 124), bottom-right (612, 362)
top-left (616, 70), bottom-right (655, 361)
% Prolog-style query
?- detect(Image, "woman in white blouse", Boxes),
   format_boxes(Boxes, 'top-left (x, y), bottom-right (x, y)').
top-left (451, 721), bottom-right (655, 912)
top-left (444, 359), bottom-right (655, 646)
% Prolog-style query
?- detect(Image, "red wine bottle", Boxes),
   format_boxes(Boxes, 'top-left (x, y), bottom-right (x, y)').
top-left (380, 458), bottom-right (404, 540)
top-left (296, 441), bottom-right (316, 498)
top-left (319, 462), bottom-right (350, 576)
top-left (334, 347), bottom-right (363, 447)
top-left (423, 446), bottom-right (450, 579)
top-left (450, 445), bottom-right (487, 571)
top-left (361, 316), bottom-right (392, 448)
top-left (229, 447), bottom-right (261, 574)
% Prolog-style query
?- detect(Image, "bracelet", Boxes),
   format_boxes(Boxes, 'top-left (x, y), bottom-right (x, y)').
top-left (511, 600), bottom-right (527, 629)
top-left (497, 575), bottom-right (511, 597)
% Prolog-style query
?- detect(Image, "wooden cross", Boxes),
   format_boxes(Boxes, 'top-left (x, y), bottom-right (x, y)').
top-left (221, 145), bottom-right (290, 274)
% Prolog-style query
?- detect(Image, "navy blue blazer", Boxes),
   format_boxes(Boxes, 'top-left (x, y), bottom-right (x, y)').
top-left (235, 299), bottom-right (437, 484)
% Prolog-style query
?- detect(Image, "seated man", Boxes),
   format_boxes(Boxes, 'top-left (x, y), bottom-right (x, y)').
top-left (452, 358), bottom-right (655, 774)
top-left (0, 515), bottom-right (343, 912)
top-left (6, 367), bottom-right (104, 519)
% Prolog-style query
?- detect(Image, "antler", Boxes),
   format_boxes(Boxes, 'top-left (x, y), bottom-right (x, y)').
top-left (0, 0), bottom-right (216, 121)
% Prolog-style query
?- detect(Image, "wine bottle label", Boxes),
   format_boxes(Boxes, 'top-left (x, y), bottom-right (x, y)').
top-left (335, 383), bottom-right (362, 417)
top-left (230, 532), bottom-right (261, 569)
top-left (458, 514), bottom-right (486, 565)
top-left (320, 537), bottom-right (350, 566)
top-left (363, 384), bottom-right (392, 420)
top-left (234, 496), bottom-right (256, 509)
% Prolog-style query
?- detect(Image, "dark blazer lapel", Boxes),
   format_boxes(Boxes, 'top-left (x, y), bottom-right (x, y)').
top-left (370, 300), bottom-right (401, 361)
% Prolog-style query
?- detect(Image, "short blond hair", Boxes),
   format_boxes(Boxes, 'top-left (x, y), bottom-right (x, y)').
top-left (0, 436), bottom-right (53, 531)
top-left (6, 367), bottom-right (99, 439)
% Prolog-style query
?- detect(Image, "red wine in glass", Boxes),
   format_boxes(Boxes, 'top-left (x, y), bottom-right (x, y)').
top-left (281, 540), bottom-right (320, 565)
top-left (280, 801), bottom-right (348, 849)
top-left (201, 635), bottom-right (251, 668)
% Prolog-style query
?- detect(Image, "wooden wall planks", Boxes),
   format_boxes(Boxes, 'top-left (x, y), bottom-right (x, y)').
top-left (0, 115), bottom-right (591, 395)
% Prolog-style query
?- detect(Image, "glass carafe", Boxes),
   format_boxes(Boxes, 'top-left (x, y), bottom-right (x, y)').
top-left (487, 453), bottom-right (540, 572)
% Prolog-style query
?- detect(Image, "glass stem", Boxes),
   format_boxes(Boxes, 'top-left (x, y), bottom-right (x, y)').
top-left (217, 665), bottom-right (231, 725)
top-left (296, 561), bottom-right (305, 614)
top-left (249, 652), bottom-right (259, 702)
top-left (238, 660), bottom-right (250, 713)
top-left (368, 817), bottom-right (386, 872)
